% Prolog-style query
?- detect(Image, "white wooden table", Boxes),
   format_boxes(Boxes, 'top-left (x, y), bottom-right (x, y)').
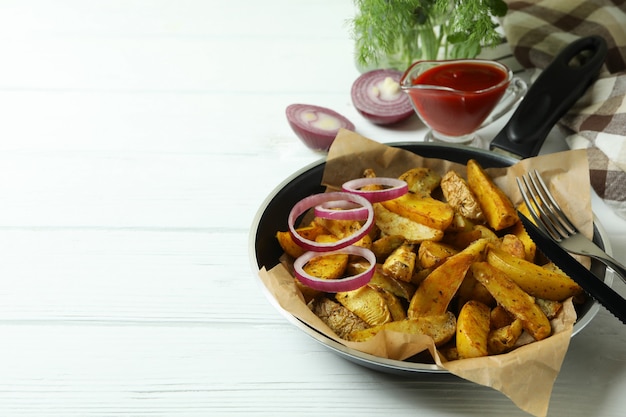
top-left (0, 1), bottom-right (623, 416)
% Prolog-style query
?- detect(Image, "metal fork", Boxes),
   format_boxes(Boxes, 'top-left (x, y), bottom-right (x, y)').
top-left (517, 169), bottom-right (626, 285)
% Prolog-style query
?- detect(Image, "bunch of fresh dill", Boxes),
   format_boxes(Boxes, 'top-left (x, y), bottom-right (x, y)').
top-left (350, 0), bottom-right (508, 70)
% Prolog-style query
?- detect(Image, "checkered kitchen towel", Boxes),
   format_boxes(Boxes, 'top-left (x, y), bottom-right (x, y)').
top-left (501, 0), bottom-right (626, 219)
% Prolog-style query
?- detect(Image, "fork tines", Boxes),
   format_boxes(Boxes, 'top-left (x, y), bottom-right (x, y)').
top-left (516, 170), bottom-right (577, 242)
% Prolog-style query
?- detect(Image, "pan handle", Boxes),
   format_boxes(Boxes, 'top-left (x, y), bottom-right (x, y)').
top-left (489, 35), bottom-right (607, 159)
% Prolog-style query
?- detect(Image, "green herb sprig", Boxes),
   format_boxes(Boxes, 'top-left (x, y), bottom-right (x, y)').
top-left (350, 0), bottom-right (508, 71)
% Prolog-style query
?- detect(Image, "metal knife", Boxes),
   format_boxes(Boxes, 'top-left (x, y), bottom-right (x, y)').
top-left (519, 213), bottom-right (626, 324)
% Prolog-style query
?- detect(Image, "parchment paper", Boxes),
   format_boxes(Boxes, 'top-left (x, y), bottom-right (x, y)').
top-left (258, 129), bottom-right (594, 417)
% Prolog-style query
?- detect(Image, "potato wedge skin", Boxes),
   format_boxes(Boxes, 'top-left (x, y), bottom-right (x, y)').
top-left (308, 297), bottom-right (370, 339)
top-left (456, 300), bottom-right (491, 359)
top-left (536, 298), bottom-right (563, 320)
top-left (407, 252), bottom-right (474, 318)
top-left (467, 159), bottom-right (518, 231)
top-left (471, 262), bottom-right (551, 341)
top-left (348, 311), bottom-right (456, 346)
top-left (441, 170), bottom-right (484, 221)
top-left (486, 247), bottom-right (582, 300)
top-left (497, 234), bottom-right (526, 259)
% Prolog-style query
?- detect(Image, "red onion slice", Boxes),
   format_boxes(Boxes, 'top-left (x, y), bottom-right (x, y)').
top-left (293, 245), bottom-right (376, 292)
top-left (342, 177), bottom-right (408, 203)
top-left (351, 69), bottom-right (415, 125)
top-left (286, 104), bottom-right (356, 151)
top-left (288, 192), bottom-right (374, 252)
top-left (314, 200), bottom-right (370, 221)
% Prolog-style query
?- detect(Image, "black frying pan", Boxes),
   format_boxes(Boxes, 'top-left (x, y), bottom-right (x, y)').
top-left (249, 36), bottom-right (610, 374)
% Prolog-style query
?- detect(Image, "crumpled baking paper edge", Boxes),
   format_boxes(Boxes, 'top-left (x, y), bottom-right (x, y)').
top-left (259, 129), bottom-right (594, 417)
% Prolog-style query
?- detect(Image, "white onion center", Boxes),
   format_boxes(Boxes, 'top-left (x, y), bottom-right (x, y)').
top-left (370, 76), bottom-right (402, 102)
top-left (299, 110), bottom-right (342, 131)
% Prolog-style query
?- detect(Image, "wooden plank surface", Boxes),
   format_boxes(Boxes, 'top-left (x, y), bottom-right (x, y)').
top-left (0, 1), bottom-right (622, 416)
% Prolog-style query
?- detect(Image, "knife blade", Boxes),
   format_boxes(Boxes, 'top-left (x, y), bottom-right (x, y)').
top-left (519, 213), bottom-right (626, 324)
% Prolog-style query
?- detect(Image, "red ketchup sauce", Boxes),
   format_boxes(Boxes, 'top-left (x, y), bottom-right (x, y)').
top-left (406, 61), bottom-right (509, 137)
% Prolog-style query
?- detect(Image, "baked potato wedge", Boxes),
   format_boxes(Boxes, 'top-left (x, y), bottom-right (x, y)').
top-left (456, 300), bottom-right (491, 359)
top-left (336, 286), bottom-right (393, 326)
top-left (382, 243), bottom-right (417, 282)
top-left (466, 159), bottom-right (518, 231)
top-left (486, 247), bottom-right (582, 300)
top-left (373, 203), bottom-right (444, 243)
top-left (276, 223), bottom-right (326, 258)
top-left (368, 265), bottom-right (416, 301)
top-left (348, 311), bottom-right (456, 346)
top-left (398, 167), bottom-right (441, 196)
top-left (508, 220), bottom-right (537, 262)
top-left (442, 228), bottom-right (483, 250)
top-left (473, 224), bottom-right (499, 242)
top-left (301, 235), bottom-right (349, 279)
top-left (471, 262), bottom-right (551, 341)
top-left (314, 217), bottom-right (363, 240)
top-left (407, 252), bottom-right (474, 318)
top-left (371, 235), bottom-right (405, 262)
top-left (490, 305), bottom-right (514, 329)
top-left (379, 291), bottom-right (407, 321)
top-left (381, 193), bottom-right (454, 230)
top-left (456, 271), bottom-right (495, 310)
top-left (488, 319), bottom-right (524, 355)
top-left (418, 240), bottom-right (458, 269)
top-left (440, 170), bottom-right (484, 221)
top-left (308, 297), bottom-right (370, 339)
top-left (496, 234), bottom-right (526, 259)
top-left (446, 212), bottom-right (476, 232)
top-left (536, 298), bottom-right (563, 320)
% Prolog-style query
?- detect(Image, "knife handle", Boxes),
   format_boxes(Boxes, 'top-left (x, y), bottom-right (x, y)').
top-left (490, 35), bottom-right (607, 158)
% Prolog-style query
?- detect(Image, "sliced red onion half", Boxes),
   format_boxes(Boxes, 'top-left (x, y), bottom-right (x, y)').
top-left (293, 245), bottom-right (376, 292)
top-left (342, 177), bottom-right (408, 203)
top-left (286, 104), bottom-right (355, 151)
top-left (314, 200), bottom-right (370, 221)
top-left (351, 69), bottom-right (415, 125)
top-left (288, 191), bottom-right (374, 252)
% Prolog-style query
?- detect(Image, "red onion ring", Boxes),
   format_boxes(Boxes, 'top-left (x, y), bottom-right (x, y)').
top-left (314, 200), bottom-right (370, 221)
top-left (288, 192), bottom-right (374, 252)
top-left (293, 245), bottom-right (376, 292)
top-left (342, 177), bottom-right (408, 203)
